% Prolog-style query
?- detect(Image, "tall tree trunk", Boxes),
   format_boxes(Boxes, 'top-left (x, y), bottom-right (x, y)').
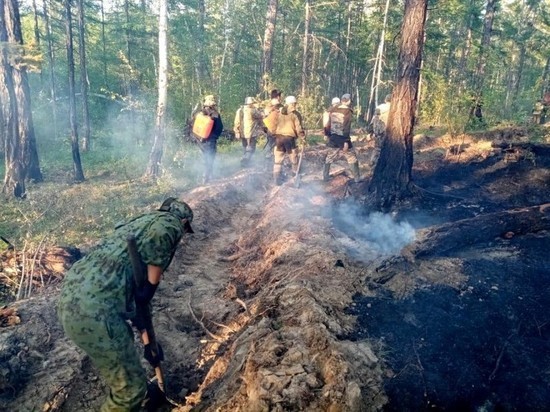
top-left (300, 0), bottom-right (310, 97)
top-left (457, 11), bottom-right (473, 93)
top-left (65, 0), bottom-right (85, 182)
top-left (261, 0), bottom-right (278, 93)
top-left (43, 0), bottom-right (58, 138)
top-left (1, 0), bottom-right (44, 196)
top-left (367, 0), bottom-right (391, 123)
top-left (0, 0), bottom-right (24, 197)
top-left (77, 0), bottom-right (91, 151)
top-left (195, 0), bottom-right (211, 91)
top-left (31, 0), bottom-right (41, 84)
top-left (217, 0), bottom-right (230, 99)
top-left (513, 43), bottom-right (526, 104)
top-left (542, 55), bottom-right (550, 97)
top-left (471, 0), bottom-right (499, 119)
top-left (367, 0), bottom-right (428, 211)
top-left (5, 0), bottom-right (42, 184)
top-left (100, 0), bottom-right (107, 85)
top-left (145, 0), bottom-right (167, 178)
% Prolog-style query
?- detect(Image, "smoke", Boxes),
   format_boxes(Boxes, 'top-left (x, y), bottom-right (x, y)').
top-left (333, 201), bottom-right (416, 261)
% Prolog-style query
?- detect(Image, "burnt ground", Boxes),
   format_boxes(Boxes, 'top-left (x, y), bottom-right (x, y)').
top-left (1, 127), bottom-right (549, 412)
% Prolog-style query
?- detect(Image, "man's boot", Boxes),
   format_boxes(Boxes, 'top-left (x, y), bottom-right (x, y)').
top-left (351, 162), bottom-right (361, 183)
top-left (142, 382), bottom-right (168, 412)
top-left (273, 172), bottom-right (282, 186)
top-left (323, 163), bottom-right (331, 182)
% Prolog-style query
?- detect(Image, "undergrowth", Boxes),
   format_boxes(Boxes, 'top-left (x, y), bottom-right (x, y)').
top-left (0, 132), bottom-right (242, 252)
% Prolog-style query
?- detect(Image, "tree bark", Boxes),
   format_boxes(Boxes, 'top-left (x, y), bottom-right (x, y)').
top-left (0, 0), bottom-right (25, 197)
top-left (77, 0), bottom-right (91, 151)
top-left (300, 0), bottom-right (310, 97)
top-left (145, 0), bottom-right (168, 178)
top-left (2, 0), bottom-right (43, 190)
top-left (366, 0), bottom-right (428, 211)
top-left (366, 0), bottom-right (391, 123)
top-left (43, 0), bottom-right (58, 138)
top-left (471, 0), bottom-right (499, 119)
top-left (65, 0), bottom-right (85, 182)
top-left (261, 0), bottom-right (278, 92)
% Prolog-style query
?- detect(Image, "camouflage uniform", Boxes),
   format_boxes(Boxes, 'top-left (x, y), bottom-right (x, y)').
top-left (323, 97), bottom-right (360, 182)
top-left (57, 210), bottom-right (186, 412)
top-left (234, 103), bottom-right (264, 166)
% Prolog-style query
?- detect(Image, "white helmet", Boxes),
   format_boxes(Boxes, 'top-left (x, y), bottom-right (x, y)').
top-left (245, 97), bottom-right (254, 105)
top-left (285, 95), bottom-right (297, 105)
top-left (331, 97), bottom-right (340, 105)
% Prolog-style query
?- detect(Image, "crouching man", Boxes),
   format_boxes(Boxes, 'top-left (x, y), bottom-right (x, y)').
top-left (57, 198), bottom-right (194, 411)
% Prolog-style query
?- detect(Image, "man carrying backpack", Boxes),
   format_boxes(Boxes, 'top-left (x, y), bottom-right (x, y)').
top-left (262, 92), bottom-right (284, 169)
top-left (234, 97), bottom-right (264, 167)
top-left (272, 95), bottom-right (305, 185)
top-left (323, 97), bottom-right (340, 139)
top-left (191, 95), bottom-right (223, 184)
top-left (323, 93), bottom-right (361, 183)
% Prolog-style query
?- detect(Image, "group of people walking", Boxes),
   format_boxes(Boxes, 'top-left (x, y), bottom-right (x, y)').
top-left (189, 90), bottom-right (391, 186)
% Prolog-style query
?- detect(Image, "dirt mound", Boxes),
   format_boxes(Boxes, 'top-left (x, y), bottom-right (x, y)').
top-left (1, 132), bottom-right (549, 411)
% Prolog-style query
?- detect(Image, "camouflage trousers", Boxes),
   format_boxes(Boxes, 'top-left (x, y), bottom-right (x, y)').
top-left (240, 136), bottom-right (258, 167)
top-left (324, 145), bottom-right (358, 166)
top-left (58, 305), bottom-right (147, 412)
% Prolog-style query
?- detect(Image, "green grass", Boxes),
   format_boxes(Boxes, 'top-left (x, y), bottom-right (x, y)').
top-left (0, 132), bottom-right (243, 251)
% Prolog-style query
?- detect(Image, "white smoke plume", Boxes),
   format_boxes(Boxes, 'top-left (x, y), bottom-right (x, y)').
top-left (333, 201), bottom-right (416, 261)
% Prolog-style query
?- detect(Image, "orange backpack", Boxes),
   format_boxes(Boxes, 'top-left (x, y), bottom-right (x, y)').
top-left (263, 107), bottom-right (280, 134)
top-left (192, 112), bottom-right (214, 139)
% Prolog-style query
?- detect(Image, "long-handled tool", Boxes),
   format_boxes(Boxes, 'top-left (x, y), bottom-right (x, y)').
top-left (294, 139), bottom-right (306, 188)
top-left (127, 234), bottom-right (165, 392)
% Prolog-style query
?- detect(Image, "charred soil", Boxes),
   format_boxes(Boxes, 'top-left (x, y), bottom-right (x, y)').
top-left (1, 128), bottom-right (549, 412)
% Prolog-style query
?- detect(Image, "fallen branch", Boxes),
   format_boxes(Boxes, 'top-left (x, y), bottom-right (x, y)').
top-left (187, 299), bottom-right (224, 342)
top-left (491, 142), bottom-right (550, 157)
top-left (402, 203), bottom-right (550, 260)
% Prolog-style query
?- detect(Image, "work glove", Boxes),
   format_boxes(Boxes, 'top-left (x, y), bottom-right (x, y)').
top-left (144, 343), bottom-right (164, 368)
top-left (135, 279), bottom-right (159, 306)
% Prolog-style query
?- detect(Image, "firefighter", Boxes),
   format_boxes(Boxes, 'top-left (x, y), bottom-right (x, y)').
top-left (191, 95), bottom-right (224, 184)
top-left (368, 94), bottom-right (391, 170)
top-left (323, 93), bottom-right (361, 183)
top-left (234, 97), bottom-right (264, 167)
top-left (272, 95), bottom-right (305, 185)
top-left (323, 97), bottom-right (341, 139)
top-left (57, 198), bottom-right (194, 412)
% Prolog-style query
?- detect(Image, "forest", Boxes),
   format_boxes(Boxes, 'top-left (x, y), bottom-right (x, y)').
top-left (1, 0), bottom-right (550, 411)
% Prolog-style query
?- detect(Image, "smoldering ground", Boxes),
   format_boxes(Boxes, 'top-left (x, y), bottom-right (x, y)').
top-left (330, 200), bottom-right (416, 262)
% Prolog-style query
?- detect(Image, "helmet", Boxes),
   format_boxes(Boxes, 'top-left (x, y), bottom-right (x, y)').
top-left (203, 95), bottom-right (216, 107)
top-left (245, 97), bottom-right (254, 105)
top-left (331, 97), bottom-right (340, 105)
top-left (158, 197), bottom-right (194, 233)
top-left (341, 93), bottom-right (351, 101)
top-left (285, 95), bottom-right (297, 105)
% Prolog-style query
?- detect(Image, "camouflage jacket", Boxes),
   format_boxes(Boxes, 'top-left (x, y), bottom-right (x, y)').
top-left (58, 211), bottom-right (184, 317)
top-left (234, 105), bottom-right (264, 139)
